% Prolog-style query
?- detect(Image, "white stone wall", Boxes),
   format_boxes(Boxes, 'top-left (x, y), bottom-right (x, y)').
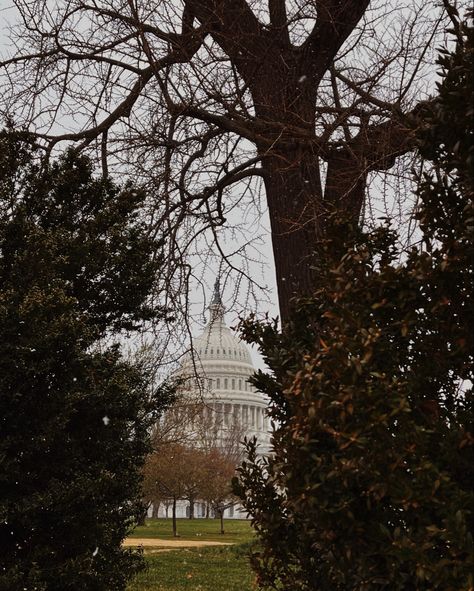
top-left (148, 500), bottom-right (249, 520)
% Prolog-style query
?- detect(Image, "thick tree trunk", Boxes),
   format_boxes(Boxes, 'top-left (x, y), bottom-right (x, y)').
top-left (251, 70), bottom-right (369, 322)
top-left (189, 497), bottom-right (195, 519)
top-left (260, 143), bottom-right (366, 322)
top-left (246, 49), bottom-right (409, 321)
top-left (260, 144), bottom-right (323, 322)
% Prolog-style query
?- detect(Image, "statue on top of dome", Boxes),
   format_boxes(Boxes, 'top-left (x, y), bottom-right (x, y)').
top-left (208, 277), bottom-right (225, 323)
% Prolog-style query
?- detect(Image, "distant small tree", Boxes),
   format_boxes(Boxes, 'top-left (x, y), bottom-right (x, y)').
top-left (188, 401), bottom-right (244, 529)
top-left (182, 447), bottom-right (211, 519)
top-left (143, 443), bottom-right (210, 521)
top-left (143, 444), bottom-right (189, 537)
top-left (0, 134), bottom-right (171, 591)
top-left (235, 19), bottom-right (473, 591)
top-left (202, 448), bottom-right (238, 535)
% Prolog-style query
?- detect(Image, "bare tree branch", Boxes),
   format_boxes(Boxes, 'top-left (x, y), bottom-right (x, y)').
top-left (302, 0), bottom-right (370, 82)
top-left (0, 0), bottom-right (460, 323)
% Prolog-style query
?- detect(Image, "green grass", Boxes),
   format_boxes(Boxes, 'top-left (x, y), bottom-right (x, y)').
top-left (126, 519), bottom-right (256, 590)
top-left (127, 545), bottom-right (256, 591)
top-left (129, 518), bottom-right (255, 545)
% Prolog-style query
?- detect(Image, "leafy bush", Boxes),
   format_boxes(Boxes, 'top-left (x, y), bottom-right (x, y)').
top-left (235, 17), bottom-right (473, 591)
top-left (0, 135), bottom-right (172, 591)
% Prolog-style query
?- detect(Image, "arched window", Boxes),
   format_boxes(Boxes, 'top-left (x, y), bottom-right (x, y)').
top-left (217, 349), bottom-right (220, 354)
top-left (216, 378), bottom-right (220, 389)
top-left (231, 378), bottom-right (235, 390)
top-left (224, 378), bottom-right (228, 389)
top-left (238, 379), bottom-right (242, 390)
top-left (210, 348), bottom-right (213, 354)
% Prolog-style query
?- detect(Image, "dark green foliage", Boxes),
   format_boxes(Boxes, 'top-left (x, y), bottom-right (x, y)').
top-left (234, 18), bottom-right (473, 591)
top-left (0, 134), bottom-right (172, 590)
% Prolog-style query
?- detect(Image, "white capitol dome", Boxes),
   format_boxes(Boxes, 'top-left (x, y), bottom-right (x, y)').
top-left (182, 280), bottom-right (270, 454)
top-left (152, 282), bottom-right (270, 520)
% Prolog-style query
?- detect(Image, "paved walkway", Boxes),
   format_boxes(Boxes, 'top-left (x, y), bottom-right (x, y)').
top-left (123, 538), bottom-right (233, 548)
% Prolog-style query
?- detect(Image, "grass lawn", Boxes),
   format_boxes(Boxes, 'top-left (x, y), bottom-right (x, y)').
top-left (127, 545), bottom-right (256, 591)
top-left (126, 519), bottom-right (256, 591)
top-left (129, 518), bottom-right (255, 545)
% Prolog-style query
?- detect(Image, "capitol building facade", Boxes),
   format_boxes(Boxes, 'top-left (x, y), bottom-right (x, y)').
top-left (187, 283), bottom-right (271, 453)
top-left (155, 281), bottom-right (270, 519)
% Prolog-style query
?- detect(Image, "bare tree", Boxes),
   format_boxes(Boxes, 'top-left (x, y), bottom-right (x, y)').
top-left (181, 447), bottom-right (211, 519)
top-left (143, 443), bottom-right (189, 536)
top-left (0, 1), bottom-right (463, 320)
top-left (192, 401), bottom-right (246, 462)
top-left (150, 395), bottom-right (205, 448)
top-left (200, 448), bottom-right (238, 534)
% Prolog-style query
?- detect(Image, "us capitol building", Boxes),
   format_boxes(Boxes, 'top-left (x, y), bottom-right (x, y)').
top-left (157, 280), bottom-right (270, 519)
top-left (186, 281), bottom-right (271, 452)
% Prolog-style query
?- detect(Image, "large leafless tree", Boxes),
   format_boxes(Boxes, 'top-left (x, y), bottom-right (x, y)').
top-left (0, 0), bottom-right (461, 320)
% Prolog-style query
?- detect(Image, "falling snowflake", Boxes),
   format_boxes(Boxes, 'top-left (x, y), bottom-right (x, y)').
top-left (102, 416), bottom-right (110, 426)
top-left (92, 547), bottom-right (99, 557)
